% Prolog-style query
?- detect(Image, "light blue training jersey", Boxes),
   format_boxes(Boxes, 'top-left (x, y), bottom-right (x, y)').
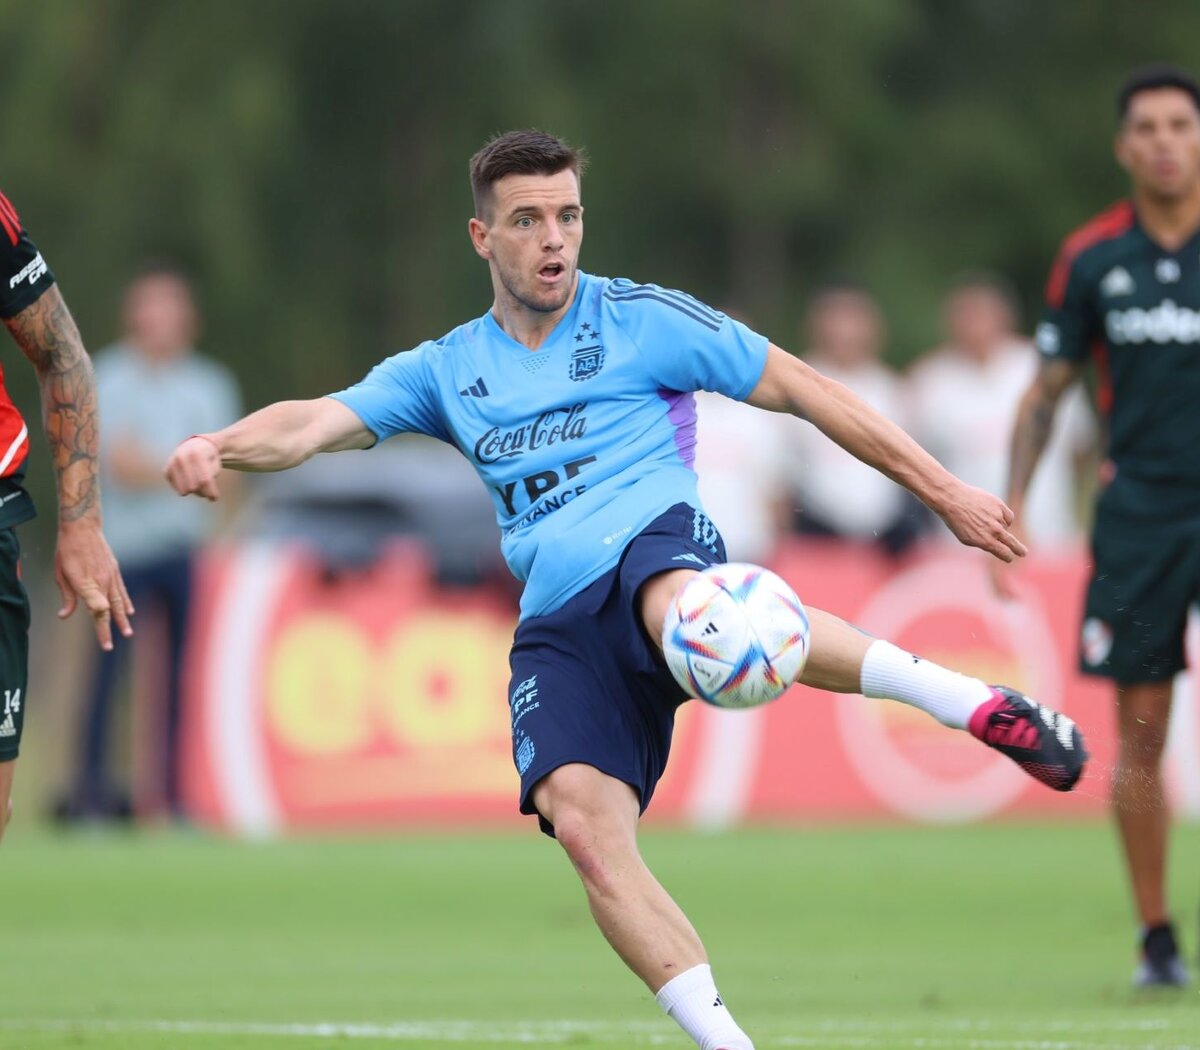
top-left (330, 272), bottom-right (769, 620)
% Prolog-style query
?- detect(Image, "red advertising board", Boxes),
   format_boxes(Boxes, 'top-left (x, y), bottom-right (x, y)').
top-left (181, 540), bottom-right (1199, 836)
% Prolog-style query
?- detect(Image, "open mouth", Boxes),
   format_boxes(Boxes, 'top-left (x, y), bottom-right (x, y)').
top-left (538, 261), bottom-right (565, 282)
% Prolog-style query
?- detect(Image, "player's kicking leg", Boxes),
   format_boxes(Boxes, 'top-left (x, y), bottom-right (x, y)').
top-left (532, 763), bottom-right (754, 1050)
top-left (644, 570), bottom-right (1088, 792)
top-left (806, 608), bottom-right (1087, 790)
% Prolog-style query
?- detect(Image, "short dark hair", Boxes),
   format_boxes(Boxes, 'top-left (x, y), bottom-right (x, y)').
top-left (1117, 64), bottom-right (1200, 121)
top-left (128, 259), bottom-right (194, 290)
top-left (469, 129), bottom-right (586, 218)
top-left (945, 269), bottom-right (1021, 327)
top-left (806, 280), bottom-right (876, 310)
top-left (948, 269), bottom-right (1019, 308)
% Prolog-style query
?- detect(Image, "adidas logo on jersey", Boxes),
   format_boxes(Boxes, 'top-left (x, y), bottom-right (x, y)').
top-left (1100, 266), bottom-right (1135, 298)
top-left (1106, 300), bottom-right (1200, 345)
top-left (458, 377), bottom-right (490, 398)
top-left (0, 713), bottom-right (14, 738)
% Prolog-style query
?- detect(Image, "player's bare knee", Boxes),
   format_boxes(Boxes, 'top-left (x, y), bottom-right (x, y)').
top-left (638, 568), bottom-right (698, 648)
top-left (553, 812), bottom-right (628, 897)
top-left (552, 812), bottom-right (601, 872)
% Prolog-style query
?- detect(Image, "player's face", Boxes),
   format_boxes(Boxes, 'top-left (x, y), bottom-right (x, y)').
top-left (470, 170), bottom-right (583, 314)
top-left (1116, 89), bottom-right (1200, 201)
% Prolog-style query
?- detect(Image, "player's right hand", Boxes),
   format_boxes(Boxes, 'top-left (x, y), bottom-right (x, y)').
top-left (164, 434), bottom-right (223, 501)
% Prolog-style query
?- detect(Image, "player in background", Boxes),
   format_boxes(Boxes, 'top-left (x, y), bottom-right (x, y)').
top-left (994, 65), bottom-right (1200, 987)
top-left (166, 131), bottom-right (1086, 1049)
top-left (0, 189), bottom-right (132, 844)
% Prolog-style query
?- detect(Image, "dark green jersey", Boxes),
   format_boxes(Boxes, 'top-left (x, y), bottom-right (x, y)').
top-left (1037, 199), bottom-right (1200, 500)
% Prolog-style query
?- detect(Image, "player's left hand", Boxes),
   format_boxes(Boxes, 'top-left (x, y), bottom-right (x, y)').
top-left (936, 483), bottom-right (1028, 563)
top-left (55, 519), bottom-right (135, 651)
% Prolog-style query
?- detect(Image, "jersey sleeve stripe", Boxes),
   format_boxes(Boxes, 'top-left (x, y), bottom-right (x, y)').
top-left (0, 193), bottom-right (21, 230)
top-left (1089, 338), bottom-right (1112, 415)
top-left (0, 212), bottom-right (17, 247)
top-left (1045, 199), bottom-right (1135, 308)
top-left (0, 191), bottom-right (20, 226)
top-left (0, 191), bottom-right (20, 246)
top-left (602, 289), bottom-right (722, 331)
top-left (605, 283), bottom-right (724, 325)
top-left (0, 422), bottom-right (28, 477)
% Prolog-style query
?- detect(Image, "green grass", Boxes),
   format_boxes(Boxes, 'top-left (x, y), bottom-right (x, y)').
top-left (3, 822), bottom-right (1199, 1049)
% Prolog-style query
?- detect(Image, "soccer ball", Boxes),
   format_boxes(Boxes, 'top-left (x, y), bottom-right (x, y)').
top-left (662, 562), bottom-right (810, 709)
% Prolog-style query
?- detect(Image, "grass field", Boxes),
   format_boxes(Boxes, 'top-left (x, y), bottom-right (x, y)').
top-left (4, 822), bottom-right (1200, 1049)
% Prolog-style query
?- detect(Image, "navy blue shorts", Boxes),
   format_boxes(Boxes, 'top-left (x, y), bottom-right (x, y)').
top-left (508, 503), bottom-right (726, 836)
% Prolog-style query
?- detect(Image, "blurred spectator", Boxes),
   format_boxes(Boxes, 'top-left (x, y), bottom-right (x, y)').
top-left (908, 275), bottom-right (1096, 548)
top-left (693, 390), bottom-right (793, 564)
top-left (55, 265), bottom-right (241, 823)
top-left (787, 283), bottom-right (923, 554)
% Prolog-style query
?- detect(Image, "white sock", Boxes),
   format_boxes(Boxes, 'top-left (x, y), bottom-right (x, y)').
top-left (655, 963), bottom-right (753, 1050)
top-left (859, 639), bottom-right (993, 730)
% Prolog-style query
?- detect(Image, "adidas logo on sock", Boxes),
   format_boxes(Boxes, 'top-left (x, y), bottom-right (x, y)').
top-left (712, 994), bottom-right (723, 1006)
top-left (458, 376), bottom-right (490, 398)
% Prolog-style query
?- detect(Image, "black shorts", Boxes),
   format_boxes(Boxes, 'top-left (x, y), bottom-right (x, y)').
top-left (1082, 481), bottom-right (1200, 683)
top-left (0, 528), bottom-right (30, 762)
top-left (508, 503), bottom-right (726, 836)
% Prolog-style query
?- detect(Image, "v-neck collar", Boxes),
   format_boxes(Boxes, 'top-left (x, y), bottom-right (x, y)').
top-left (484, 273), bottom-right (588, 354)
top-left (1131, 203), bottom-right (1200, 257)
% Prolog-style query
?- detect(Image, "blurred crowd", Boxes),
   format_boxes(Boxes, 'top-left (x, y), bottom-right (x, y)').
top-left (695, 275), bottom-right (1097, 565)
top-left (55, 265), bottom-right (1099, 825)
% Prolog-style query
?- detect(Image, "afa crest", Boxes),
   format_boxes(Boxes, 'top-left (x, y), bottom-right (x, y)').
top-left (569, 344), bottom-right (605, 381)
top-left (569, 321), bottom-right (605, 381)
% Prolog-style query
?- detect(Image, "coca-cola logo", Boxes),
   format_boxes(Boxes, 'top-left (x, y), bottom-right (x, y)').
top-left (474, 404), bottom-right (589, 464)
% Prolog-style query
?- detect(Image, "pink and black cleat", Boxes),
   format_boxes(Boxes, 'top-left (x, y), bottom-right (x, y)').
top-left (969, 686), bottom-right (1088, 791)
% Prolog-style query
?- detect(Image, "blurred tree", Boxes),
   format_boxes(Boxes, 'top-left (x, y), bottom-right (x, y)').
top-left (0, 0), bottom-right (1197, 560)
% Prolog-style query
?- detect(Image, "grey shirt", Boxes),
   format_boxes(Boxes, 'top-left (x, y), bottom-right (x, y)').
top-left (96, 343), bottom-right (241, 563)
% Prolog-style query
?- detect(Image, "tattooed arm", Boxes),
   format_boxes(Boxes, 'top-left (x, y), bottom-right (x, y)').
top-left (4, 285), bottom-right (132, 648)
top-left (991, 356), bottom-right (1085, 597)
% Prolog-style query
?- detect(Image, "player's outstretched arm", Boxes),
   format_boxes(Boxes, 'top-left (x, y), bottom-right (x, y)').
top-left (4, 285), bottom-right (133, 650)
top-left (165, 397), bottom-right (374, 501)
top-left (746, 343), bottom-right (1026, 563)
top-left (991, 357), bottom-right (1083, 597)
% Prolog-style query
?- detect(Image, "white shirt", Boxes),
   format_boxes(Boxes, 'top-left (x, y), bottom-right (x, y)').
top-left (786, 357), bottom-right (911, 538)
top-left (693, 391), bottom-right (793, 563)
top-left (908, 339), bottom-right (1095, 548)
top-left (97, 344), bottom-right (242, 563)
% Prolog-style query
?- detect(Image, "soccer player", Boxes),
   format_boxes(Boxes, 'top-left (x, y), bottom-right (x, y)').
top-left (995, 65), bottom-right (1200, 988)
top-left (0, 189), bottom-right (133, 843)
top-left (166, 130), bottom-right (1086, 1048)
